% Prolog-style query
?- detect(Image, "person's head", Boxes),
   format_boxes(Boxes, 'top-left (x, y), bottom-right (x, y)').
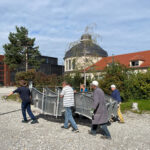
top-left (111, 84), bottom-right (116, 91)
top-left (80, 84), bottom-right (85, 89)
top-left (62, 81), bottom-right (68, 88)
top-left (19, 80), bottom-right (27, 87)
top-left (91, 80), bottom-right (99, 90)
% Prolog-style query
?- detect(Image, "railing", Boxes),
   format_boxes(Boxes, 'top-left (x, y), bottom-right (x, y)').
top-left (31, 87), bottom-right (118, 120)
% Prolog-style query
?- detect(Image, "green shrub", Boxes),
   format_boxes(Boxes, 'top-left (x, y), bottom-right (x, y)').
top-left (15, 70), bottom-right (64, 88)
top-left (98, 62), bottom-right (150, 101)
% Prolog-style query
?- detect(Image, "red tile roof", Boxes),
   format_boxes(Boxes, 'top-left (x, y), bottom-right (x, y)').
top-left (86, 50), bottom-right (150, 71)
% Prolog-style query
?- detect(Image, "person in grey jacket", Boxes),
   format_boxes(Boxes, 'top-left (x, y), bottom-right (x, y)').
top-left (89, 81), bottom-right (111, 139)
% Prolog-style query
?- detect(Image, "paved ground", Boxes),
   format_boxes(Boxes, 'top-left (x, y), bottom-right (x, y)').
top-left (0, 87), bottom-right (150, 150)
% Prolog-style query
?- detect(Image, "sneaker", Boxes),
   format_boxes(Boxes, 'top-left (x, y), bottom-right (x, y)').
top-left (22, 120), bottom-right (28, 123)
top-left (61, 125), bottom-right (69, 129)
top-left (31, 119), bottom-right (38, 124)
top-left (88, 130), bottom-right (96, 136)
top-left (101, 135), bottom-right (111, 140)
top-left (72, 129), bottom-right (79, 133)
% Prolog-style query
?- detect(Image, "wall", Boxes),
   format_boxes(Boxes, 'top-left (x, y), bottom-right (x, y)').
top-left (64, 56), bottom-right (102, 72)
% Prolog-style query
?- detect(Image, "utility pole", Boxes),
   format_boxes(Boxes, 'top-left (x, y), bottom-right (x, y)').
top-left (83, 42), bottom-right (87, 88)
top-left (25, 46), bottom-right (28, 72)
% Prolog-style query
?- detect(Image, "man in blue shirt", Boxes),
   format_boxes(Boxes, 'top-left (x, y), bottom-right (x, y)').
top-left (111, 84), bottom-right (124, 123)
top-left (7, 80), bottom-right (38, 124)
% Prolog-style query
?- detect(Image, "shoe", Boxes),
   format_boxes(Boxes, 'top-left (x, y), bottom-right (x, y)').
top-left (31, 119), bottom-right (38, 124)
top-left (72, 129), bottom-right (79, 133)
top-left (22, 120), bottom-right (28, 123)
top-left (101, 135), bottom-right (111, 140)
top-left (88, 130), bottom-right (96, 136)
top-left (61, 125), bottom-right (69, 129)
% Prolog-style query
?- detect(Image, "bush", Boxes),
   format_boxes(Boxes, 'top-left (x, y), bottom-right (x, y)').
top-left (15, 70), bottom-right (63, 88)
top-left (124, 71), bottom-right (150, 100)
top-left (99, 63), bottom-right (128, 101)
top-left (64, 72), bottom-right (83, 90)
top-left (98, 62), bottom-right (150, 101)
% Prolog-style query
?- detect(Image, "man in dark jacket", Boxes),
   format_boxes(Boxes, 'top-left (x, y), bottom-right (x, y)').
top-left (7, 80), bottom-right (38, 124)
top-left (89, 81), bottom-right (111, 139)
top-left (111, 84), bottom-right (124, 123)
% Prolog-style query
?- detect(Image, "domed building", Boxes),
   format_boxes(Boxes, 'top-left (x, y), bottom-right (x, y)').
top-left (64, 33), bottom-right (108, 72)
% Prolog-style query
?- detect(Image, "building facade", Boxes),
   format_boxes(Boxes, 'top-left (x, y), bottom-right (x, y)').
top-left (0, 55), bottom-right (10, 86)
top-left (85, 50), bottom-right (150, 79)
top-left (64, 33), bottom-right (108, 72)
top-left (0, 55), bottom-right (64, 86)
top-left (37, 56), bottom-right (64, 76)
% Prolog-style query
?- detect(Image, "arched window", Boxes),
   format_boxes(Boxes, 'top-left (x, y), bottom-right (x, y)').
top-left (69, 59), bottom-right (71, 70)
top-left (72, 59), bottom-right (76, 70)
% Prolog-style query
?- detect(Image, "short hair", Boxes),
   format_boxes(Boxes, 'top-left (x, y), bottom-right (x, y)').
top-left (19, 80), bottom-right (27, 86)
top-left (62, 81), bottom-right (68, 85)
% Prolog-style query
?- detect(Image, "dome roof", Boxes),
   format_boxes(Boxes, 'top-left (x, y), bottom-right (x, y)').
top-left (64, 34), bottom-right (108, 59)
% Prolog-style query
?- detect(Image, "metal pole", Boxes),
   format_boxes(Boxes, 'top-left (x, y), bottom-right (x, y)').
top-left (83, 42), bottom-right (87, 88)
top-left (56, 90), bottom-right (60, 118)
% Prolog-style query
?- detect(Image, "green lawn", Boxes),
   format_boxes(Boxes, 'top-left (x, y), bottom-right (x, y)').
top-left (121, 100), bottom-right (150, 113)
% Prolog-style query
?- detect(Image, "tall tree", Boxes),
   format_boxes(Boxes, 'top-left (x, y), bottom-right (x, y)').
top-left (3, 26), bottom-right (41, 71)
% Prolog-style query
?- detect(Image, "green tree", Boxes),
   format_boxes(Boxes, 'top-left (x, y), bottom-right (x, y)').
top-left (99, 62), bottom-right (128, 101)
top-left (3, 26), bottom-right (41, 71)
top-left (125, 70), bottom-right (150, 100)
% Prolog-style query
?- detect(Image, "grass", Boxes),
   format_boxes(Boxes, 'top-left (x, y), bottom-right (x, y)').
top-left (121, 99), bottom-right (150, 114)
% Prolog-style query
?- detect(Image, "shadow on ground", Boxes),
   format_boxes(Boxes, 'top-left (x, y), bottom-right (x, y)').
top-left (35, 113), bottom-right (91, 127)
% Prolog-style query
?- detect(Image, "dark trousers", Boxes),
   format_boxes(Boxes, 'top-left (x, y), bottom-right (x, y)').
top-left (91, 124), bottom-right (111, 138)
top-left (21, 101), bottom-right (36, 121)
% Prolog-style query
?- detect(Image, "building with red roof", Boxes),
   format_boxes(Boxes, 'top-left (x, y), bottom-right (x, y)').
top-left (85, 50), bottom-right (150, 79)
top-left (0, 55), bottom-right (10, 86)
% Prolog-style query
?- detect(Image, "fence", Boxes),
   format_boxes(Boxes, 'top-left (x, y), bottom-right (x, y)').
top-left (31, 87), bottom-right (118, 120)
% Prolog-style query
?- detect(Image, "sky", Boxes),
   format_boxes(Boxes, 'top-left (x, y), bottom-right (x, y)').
top-left (0, 0), bottom-right (150, 65)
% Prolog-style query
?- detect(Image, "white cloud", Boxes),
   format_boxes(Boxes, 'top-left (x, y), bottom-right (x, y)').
top-left (0, 0), bottom-right (150, 64)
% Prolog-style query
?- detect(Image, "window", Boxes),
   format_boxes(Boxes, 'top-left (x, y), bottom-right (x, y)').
top-left (66, 60), bottom-right (68, 71)
top-left (0, 65), bottom-right (4, 70)
top-left (69, 60), bottom-right (71, 70)
top-left (0, 71), bottom-right (3, 75)
top-left (72, 59), bottom-right (76, 70)
top-left (46, 58), bottom-right (49, 64)
top-left (131, 61), bottom-right (139, 67)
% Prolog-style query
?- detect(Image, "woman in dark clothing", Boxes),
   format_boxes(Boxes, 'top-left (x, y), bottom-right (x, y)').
top-left (7, 80), bottom-right (38, 124)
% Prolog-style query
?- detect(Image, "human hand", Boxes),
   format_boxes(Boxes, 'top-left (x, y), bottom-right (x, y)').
top-left (90, 109), bottom-right (94, 115)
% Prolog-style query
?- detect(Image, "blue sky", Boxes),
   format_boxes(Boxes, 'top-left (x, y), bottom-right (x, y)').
top-left (0, 0), bottom-right (150, 64)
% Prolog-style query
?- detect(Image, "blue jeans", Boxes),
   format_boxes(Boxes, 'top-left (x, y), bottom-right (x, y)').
top-left (64, 107), bottom-right (78, 130)
top-left (21, 101), bottom-right (36, 121)
top-left (91, 124), bottom-right (111, 138)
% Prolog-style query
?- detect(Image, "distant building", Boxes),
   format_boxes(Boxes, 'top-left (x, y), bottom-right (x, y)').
top-left (0, 55), bottom-right (64, 86)
top-left (85, 50), bottom-right (150, 79)
top-left (64, 33), bottom-right (108, 72)
top-left (0, 55), bottom-right (10, 86)
top-left (37, 56), bottom-right (64, 76)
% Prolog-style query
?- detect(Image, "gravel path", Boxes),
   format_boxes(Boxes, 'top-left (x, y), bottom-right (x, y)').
top-left (0, 88), bottom-right (150, 150)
